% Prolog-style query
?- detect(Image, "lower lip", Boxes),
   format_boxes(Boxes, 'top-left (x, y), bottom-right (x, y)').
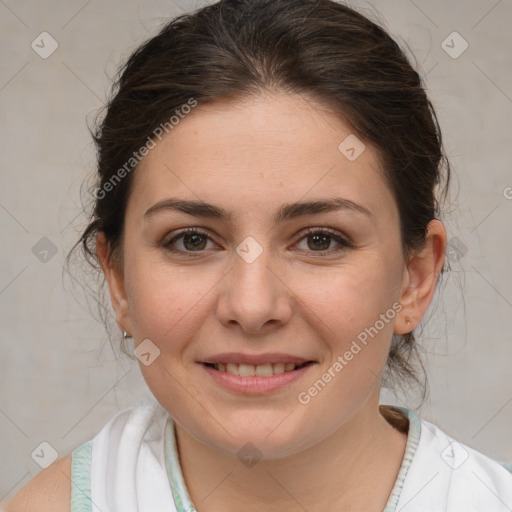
top-left (200, 363), bottom-right (315, 394)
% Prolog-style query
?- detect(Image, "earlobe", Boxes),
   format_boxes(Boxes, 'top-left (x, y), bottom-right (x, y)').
top-left (394, 220), bottom-right (447, 335)
top-left (96, 232), bottom-right (132, 335)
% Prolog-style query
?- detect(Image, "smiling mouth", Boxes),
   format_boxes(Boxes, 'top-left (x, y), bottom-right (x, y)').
top-left (203, 361), bottom-right (314, 377)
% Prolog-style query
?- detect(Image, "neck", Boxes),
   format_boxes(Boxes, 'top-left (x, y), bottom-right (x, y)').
top-left (174, 394), bottom-right (408, 512)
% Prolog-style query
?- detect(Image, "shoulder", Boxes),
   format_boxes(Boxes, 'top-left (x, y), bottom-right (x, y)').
top-left (420, 417), bottom-right (511, 474)
top-left (403, 416), bottom-right (512, 509)
top-left (0, 455), bottom-right (72, 512)
top-left (1, 397), bottom-right (169, 512)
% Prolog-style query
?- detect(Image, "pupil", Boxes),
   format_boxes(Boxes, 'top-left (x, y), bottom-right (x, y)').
top-left (309, 234), bottom-right (330, 251)
top-left (184, 234), bottom-right (206, 250)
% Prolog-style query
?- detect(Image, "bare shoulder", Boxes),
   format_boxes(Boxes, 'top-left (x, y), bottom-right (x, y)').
top-left (1, 455), bottom-right (72, 512)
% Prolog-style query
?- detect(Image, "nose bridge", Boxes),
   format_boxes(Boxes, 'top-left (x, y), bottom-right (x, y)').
top-left (216, 237), bottom-right (292, 332)
top-left (234, 242), bottom-right (274, 297)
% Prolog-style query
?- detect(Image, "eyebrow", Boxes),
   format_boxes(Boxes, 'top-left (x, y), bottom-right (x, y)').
top-left (144, 197), bottom-right (373, 223)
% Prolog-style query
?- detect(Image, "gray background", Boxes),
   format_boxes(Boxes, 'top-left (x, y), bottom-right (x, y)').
top-left (1, 0), bottom-right (511, 499)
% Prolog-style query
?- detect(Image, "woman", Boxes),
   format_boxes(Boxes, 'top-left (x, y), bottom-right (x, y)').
top-left (4, 0), bottom-right (511, 511)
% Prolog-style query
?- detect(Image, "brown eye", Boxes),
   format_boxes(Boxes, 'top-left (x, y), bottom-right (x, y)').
top-left (182, 233), bottom-right (208, 251)
top-left (294, 228), bottom-right (352, 254)
top-left (164, 228), bottom-right (217, 255)
top-left (306, 233), bottom-right (332, 251)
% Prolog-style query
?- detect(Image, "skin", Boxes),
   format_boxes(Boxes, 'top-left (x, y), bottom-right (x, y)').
top-left (3, 90), bottom-right (446, 512)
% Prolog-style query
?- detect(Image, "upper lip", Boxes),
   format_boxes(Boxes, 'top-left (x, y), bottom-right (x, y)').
top-left (199, 353), bottom-right (314, 366)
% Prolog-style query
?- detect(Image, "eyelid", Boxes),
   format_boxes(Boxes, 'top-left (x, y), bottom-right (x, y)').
top-left (292, 227), bottom-right (354, 252)
top-left (163, 227), bottom-right (220, 249)
top-left (297, 226), bottom-right (352, 243)
top-left (163, 226), bottom-right (353, 256)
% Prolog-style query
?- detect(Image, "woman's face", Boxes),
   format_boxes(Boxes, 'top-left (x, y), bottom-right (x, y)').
top-left (105, 92), bottom-right (419, 458)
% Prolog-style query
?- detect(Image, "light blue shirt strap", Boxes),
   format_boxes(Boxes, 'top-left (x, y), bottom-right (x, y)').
top-left (501, 462), bottom-right (512, 475)
top-left (70, 440), bottom-right (93, 512)
top-left (164, 417), bottom-right (197, 512)
top-left (382, 407), bottom-right (422, 512)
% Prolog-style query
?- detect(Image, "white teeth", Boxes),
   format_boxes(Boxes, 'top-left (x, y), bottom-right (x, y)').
top-left (226, 363), bottom-right (238, 375)
top-left (273, 363), bottom-right (285, 374)
top-left (255, 364), bottom-right (273, 377)
top-left (238, 364), bottom-right (255, 377)
top-left (213, 362), bottom-right (303, 376)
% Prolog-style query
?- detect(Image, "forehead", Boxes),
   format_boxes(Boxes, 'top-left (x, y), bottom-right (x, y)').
top-left (129, 92), bottom-right (398, 226)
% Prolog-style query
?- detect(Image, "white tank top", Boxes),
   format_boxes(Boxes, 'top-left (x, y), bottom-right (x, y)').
top-left (70, 394), bottom-right (512, 511)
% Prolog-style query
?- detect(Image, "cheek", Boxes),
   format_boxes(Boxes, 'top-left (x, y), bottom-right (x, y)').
top-left (291, 259), bottom-right (402, 416)
top-left (123, 251), bottom-right (205, 348)
top-left (123, 255), bottom-right (210, 422)
top-left (294, 256), bottom-right (401, 346)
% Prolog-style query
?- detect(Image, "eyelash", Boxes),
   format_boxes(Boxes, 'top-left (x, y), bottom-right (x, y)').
top-left (163, 227), bottom-right (353, 257)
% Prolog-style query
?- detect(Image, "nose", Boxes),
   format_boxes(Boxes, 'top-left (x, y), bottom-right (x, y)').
top-left (215, 244), bottom-right (293, 335)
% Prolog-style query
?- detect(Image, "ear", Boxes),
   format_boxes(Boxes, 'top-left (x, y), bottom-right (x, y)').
top-left (97, 232), bottom-right (132, 336)
top-left (394, 219), bottom-right (447, 335)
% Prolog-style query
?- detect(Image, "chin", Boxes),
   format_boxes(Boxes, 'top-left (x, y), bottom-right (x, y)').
top-left (201, 415), bottom-right (316, 461)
